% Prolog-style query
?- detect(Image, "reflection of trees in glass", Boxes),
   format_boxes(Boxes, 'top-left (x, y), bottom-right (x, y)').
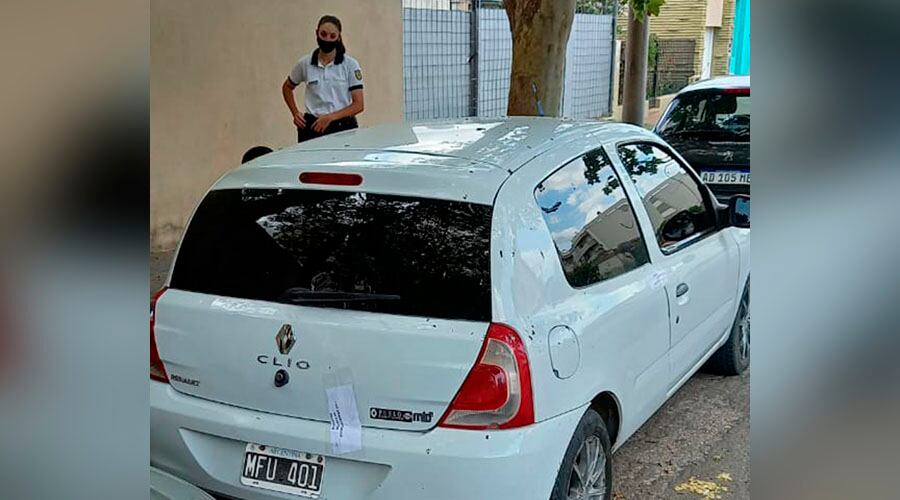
top-left (659, 98), bottom-right (701, 134)
top-left (175, 189), bottom-right (493, 320)
top-left (616, 144), bottom-right (715, 248)
top-left (601, 177), bottom-right (620, 195)
top-left (255, 193), bottom-right (491, 298)
top-left (582, 149), bottom-right (607, 185)
top-left (569, 260), bottom-right (601, 287)
top-left (618, 144), bottom-right (666, 187)
top-left (582, 149), bottom-right (624, 196)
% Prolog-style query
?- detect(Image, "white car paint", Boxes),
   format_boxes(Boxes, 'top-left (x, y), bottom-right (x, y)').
top-left (151, 117), bottom-right (750, 499)
top-left (676, 74), bottom-right (750, 94)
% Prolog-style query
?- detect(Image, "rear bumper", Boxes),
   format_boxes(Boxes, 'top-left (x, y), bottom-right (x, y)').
top-left (151, 382), bottom-right (585, 500)
top-left (151, 466), bottom-right (216, 500)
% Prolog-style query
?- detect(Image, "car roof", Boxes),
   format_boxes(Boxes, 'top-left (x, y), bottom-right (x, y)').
top-left (214, 117), bottom-right (655, 204)
top-left (678, 75), bottom-right (750, 94)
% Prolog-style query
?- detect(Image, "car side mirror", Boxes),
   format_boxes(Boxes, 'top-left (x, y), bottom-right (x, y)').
top-left (728, 195), bottom-right (750, 228)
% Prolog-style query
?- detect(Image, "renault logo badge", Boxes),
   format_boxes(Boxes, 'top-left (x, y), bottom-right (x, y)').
top-left (276, 324), bottom-right (296, 355)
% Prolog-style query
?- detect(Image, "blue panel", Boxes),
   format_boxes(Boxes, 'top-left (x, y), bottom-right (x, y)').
top-left (730, 0), bottom-right (750, 75)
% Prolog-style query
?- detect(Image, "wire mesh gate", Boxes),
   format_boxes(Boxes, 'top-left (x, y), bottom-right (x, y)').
top-left (402, 0), bottom-right (616, 121)
top-left (618, 38), bottom-right (697, 105)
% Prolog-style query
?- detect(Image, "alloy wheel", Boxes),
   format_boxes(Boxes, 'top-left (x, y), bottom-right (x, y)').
top-left (738, 294), bottom-right (750, 361)
top-left (567, 435), bottom-right (607, 500)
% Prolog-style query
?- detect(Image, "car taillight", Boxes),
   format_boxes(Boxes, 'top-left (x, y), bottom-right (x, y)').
top-left (438, 323), bottom-right (534, 430)
top-left (150, 287), bottom-right (169, 383)
top-left (722, 87), bottom-right (750, 95)
top-left (299, 172), bottom-right (363, 186)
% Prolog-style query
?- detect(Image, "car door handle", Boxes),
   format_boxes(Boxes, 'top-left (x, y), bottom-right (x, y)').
top-left (675, 283), bottom-right (690, 297)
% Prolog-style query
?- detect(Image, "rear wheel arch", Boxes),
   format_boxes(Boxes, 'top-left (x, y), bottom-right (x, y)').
top-left (590, 391), bottom-right (621, 448)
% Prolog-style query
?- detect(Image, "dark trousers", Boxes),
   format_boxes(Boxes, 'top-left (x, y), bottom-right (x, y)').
top-left (297, 113), bottom-right (358, 143)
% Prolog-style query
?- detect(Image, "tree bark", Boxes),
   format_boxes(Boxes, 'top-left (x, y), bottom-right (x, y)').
top-left (504, 0), bottom-right (576, 116)
top-left (621, 6), bottom-right (650, 125)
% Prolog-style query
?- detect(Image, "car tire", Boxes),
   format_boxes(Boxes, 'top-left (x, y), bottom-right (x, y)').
top-left (550, 408), bottom-right (612, 500)
top-left (705, 282), bottom-right (750, 375)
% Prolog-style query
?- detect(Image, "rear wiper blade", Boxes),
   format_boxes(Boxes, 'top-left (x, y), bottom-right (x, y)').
top-left (278, 288), bottom-right (402, 303)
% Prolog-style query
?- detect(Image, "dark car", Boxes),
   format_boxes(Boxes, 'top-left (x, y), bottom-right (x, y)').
top-left (654, 75), bottom-right (750, 202)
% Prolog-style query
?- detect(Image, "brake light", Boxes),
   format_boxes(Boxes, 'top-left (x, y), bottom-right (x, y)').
top-left (299, 172), bottom-right (363, 186)
top-left (150, 287), bottom-right (169, 383)
top-left (722, 87), bottom-right (750, 95)
top-left (438, 323), bottom-right (534, 430)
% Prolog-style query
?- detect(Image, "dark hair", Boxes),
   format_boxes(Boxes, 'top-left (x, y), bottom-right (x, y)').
top-left (317, 15), bottom-right (346, 59)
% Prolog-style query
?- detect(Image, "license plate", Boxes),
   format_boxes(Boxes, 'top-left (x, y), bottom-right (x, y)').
top-left (700, 170), bottom-right (750, 185)
top-left (240, 443), bottom-right (325, 498)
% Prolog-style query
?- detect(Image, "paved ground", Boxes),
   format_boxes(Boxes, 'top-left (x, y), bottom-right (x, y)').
top-left (151, 250), bottom-right (749, 499)
top-left (611, 371), bottom-right (749, 499)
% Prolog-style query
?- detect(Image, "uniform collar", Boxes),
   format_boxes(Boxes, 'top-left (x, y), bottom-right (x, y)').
top-left (310, 48), bottom-right (344, 67)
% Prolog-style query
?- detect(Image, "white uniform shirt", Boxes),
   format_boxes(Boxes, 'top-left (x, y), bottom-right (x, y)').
top-left (288, 49), bottom-right (364, 116)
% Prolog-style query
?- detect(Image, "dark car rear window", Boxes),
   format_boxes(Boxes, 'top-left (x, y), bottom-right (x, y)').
top-left (170, 188), bottom-right (492, 322)
top-left (657, 90), bottom-right (750, 142)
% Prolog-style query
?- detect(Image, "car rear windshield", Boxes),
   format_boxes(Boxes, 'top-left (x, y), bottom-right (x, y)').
top-left (657, 90), bottom-right (750, 142)
top-left (170, 188), bottom-right (493, 322)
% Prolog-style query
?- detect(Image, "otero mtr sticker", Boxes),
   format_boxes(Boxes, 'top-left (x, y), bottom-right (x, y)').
top-left (369, 407), bottom-right (434, 424)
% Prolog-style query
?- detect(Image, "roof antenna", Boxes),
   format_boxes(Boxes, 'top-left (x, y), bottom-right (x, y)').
top-left (531, 81), bottom-right (545, 117)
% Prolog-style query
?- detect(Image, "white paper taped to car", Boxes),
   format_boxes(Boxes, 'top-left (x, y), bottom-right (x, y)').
top-left (326, 384), bottom-right (362, 454)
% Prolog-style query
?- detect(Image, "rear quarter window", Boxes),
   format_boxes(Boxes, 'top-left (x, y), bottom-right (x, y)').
top-left (533, 148), bottom-right (650, 288)
top-left (170, 189), bottom-right (493, 322)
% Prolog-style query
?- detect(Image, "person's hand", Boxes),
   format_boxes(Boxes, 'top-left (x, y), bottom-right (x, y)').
top-left (293, 112), bottom-right (306, 129)
top-left (311, 114), bottom-right (335, 133)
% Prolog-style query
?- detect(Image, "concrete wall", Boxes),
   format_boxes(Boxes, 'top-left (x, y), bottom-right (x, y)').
top-left (150, 0), bottom-right (403, 250)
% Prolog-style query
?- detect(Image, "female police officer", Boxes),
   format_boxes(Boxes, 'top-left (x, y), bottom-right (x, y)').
top-left (281, 15), bottom-right (365, 142)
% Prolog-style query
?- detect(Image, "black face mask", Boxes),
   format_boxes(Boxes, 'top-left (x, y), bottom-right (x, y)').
top-left (317, 37), bottom-right (338, 53)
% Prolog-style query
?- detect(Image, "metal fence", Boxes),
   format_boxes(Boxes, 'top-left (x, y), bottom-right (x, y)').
top-left (651, 39), bottom-right (696, 97)
top-left (618, 38), bottom-right (697, 104)
top-left (476, 8), bottom-right (513, 117)
top-left (563, 13), bottom-right (615, 118)
top-left (402, 6), bottom-right (473, 119)
top-left (403, 1), bottom-right (616, 121)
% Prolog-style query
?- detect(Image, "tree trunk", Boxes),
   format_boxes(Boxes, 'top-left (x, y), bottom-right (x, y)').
top-left (504, 0), bottom-right (576, 117)
top-left (621, 6), bottom-right (650, 126)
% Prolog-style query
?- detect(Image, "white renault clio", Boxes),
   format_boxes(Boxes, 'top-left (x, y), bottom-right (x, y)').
top-left (151, 118), bottom-right (750, 500)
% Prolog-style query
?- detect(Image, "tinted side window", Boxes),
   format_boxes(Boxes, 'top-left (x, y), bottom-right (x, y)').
top-left (617, 143), bottom-right (714, 252)
top-left (657, 91), bottom-right (751, 142)
top-left (534, 148), bottom-right (650, 288)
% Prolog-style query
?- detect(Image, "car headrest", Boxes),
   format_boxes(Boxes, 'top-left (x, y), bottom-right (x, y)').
top-left (712, 94), bottom-right (738, 115)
